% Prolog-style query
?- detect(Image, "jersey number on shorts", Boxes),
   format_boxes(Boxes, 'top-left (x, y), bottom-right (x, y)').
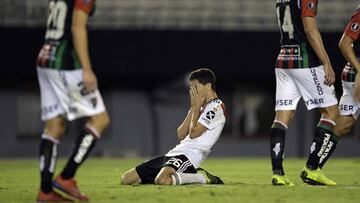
top-left (166, 158), bottom-right (183, 168)
top-left (45, 1), bottom-right (68, 40)
top-left (277, 5), bottom-right (294, 39)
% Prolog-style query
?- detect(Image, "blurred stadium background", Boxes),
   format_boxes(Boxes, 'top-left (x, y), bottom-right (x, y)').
top-left (0, 0), bottom-right (359, 158)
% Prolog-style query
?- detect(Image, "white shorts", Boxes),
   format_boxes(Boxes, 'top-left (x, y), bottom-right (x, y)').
top-left (37, 68), bottom-right (106, 121)
top-left (275, 66), bottom-right (338, 111)
top-left (339, 81), bottom-right (360, 120)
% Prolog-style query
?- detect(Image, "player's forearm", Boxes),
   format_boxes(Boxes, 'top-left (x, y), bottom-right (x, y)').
top-left (305, 29), bottom-right (331, 67)
top-left (72, 18), bottom-right (92, 71)
top-left (339, 35), bottom-right (360, 72)
top-left (177, 108), bottom-right (193, 140)
top-left (188, 105), bottom-right (202, 139)
top-left (303, 17), bottom-right (331, 67)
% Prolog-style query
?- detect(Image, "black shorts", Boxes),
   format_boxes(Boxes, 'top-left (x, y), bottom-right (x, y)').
top-left (135, 154), bottom-right (196, 184)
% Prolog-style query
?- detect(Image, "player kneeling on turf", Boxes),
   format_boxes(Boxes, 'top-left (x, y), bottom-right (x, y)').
top-left (121, 68), bottom-right (226, 185)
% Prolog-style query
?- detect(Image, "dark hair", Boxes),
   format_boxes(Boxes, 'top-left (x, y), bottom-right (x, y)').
top-left (189, 68), bottom-right (216, 91)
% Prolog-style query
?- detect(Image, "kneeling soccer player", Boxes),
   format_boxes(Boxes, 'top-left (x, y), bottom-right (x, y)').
top-left (121, 68), bottom-right (226, 185)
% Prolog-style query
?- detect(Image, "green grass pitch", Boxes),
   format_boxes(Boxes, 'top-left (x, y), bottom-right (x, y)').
top-left (0, 158), bottom-right (359, 203)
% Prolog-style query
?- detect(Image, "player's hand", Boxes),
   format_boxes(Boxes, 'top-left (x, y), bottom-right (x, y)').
top-left (323, 63), bottom-right (335, 86)
top-left (189, 85), bottom-right (196, 107)
top-left (83, 69), bottom-right (98, 92)
top-left (193, 85), bottom-right (205, 108)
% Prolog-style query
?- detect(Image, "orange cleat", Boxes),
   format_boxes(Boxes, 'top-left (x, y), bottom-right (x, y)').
top-left (37, 190), bottom-right (73, 202)
top-left (53, 176), bottom-right (89, 201)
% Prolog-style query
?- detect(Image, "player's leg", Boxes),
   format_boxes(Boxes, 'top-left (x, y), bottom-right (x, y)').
top-left (271, 110), bottom-right (295, 175)
top-left (38, 116), bottom-right (69, 202)
top-left (270, 110), bottom-right (295, 186)
top-left (296, 66), bottom-right (339, 185)
top-left (53, 112), bottom-right (109, 201)
top-left (36, 68), bottom-right (72, 202)
top-left (304, 105), bottom-right (339, 171)
top-left (155, 155), bottom-right (219, 185)
top-left (120, 168), bottom-right (142, 185)
top-left (318, 80), bottom-right (359, 168)
top-left (154, 167), bottom-right (177, 185)
top-left (40, 116), bottom-right (66, 192)
top-left (48, 69), bottom-right (109, 201)
top-left (301, 110), bottom-right (338, 186)
top-left (121, 156), bottom-right (167, 185)
top-left (59, 112), bottom-right (110, 180)
top-left (271, 69), bottom-right (300, 186)
top-left (334, 115), bottom-right (356, 137)
top-left (317, 115), bottom-right (355, 169)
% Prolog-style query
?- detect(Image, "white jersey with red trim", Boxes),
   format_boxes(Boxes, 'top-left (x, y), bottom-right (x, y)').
top-left (166, 98), bottom-right (226, 168)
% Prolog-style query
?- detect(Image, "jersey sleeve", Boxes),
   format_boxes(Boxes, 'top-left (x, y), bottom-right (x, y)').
top-left (75, 0), bottom-right (95, 14)
top-left (301, 0), bottom-right (318, 17)
top-left (198, 104), bottom-right (226, 130)
top-left (343, 12), bottom-right (360, 41)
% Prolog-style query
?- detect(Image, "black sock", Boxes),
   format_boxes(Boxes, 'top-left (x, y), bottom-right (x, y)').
top-left (306, 119), bottom-right (336, 170)
top-left (319, 133), bottom-right (339, 169)
top-left (39, 135), bottom-right (58, 193)
top-left (270, 121), bottom-right (287, 175)
top-left (61, 126), bottom-right (98, 179)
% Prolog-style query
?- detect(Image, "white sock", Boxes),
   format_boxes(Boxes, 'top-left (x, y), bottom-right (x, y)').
top-left (171, 173), bottom-right (206, 185)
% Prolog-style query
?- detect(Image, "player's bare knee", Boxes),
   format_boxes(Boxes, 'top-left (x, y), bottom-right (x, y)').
top-left (44, 117), bottom-right (66, 139)
top-left (275, 110), bottom-right (295, 124)
top-left (120, 174), bottom-right (131, 185)
top-left (99, 112), bottom-right (110, 128)
top-left (335, 123), bottom-right (351, 137)
top-left (87, 112), bottom-right (110, 136)
top-left (90, 112), bottom-right (110, 130)
top-left (154, 176), bottom-right (172, 185)
top-left (321, 106), bottom-right (339, 121)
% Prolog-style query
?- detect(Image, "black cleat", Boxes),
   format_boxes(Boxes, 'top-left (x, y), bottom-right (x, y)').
top-left (197, 168), bottom-right (224, 184)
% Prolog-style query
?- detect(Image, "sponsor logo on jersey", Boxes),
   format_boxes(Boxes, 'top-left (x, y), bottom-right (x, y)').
top-left (83, 0), bottom-right (92, 4)
top-left (206, 110), bottom-right (216, 120)
top-left (278, 45), bottom-right (304, 61)
top-left (310, 68), bottom-right (324, 95)
top-left (351, 23), bottom-right (360, 32)
top-left (201, 117), bottom-right (211, 125)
